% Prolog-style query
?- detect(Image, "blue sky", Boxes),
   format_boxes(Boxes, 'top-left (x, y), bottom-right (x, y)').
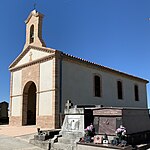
top-left (1, 0), bottom-right (150, 108)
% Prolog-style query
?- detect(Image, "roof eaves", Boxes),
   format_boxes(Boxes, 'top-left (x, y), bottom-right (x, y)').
top-left (62, 52), bottom-right (149, 83)
top-left (9, 45), bottom-right (56, 69)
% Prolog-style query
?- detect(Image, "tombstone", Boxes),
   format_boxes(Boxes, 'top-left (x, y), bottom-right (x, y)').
top-left (93, 107), bottom-right (150, 145)
top-left (61, 102), bottom-right (85, 139)
top-left (52, 100), bottom-right (96, 149)
top-left (93, 108), bottom-right (122, 136)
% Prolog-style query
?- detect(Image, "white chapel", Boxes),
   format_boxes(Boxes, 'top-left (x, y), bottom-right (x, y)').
top-left (9, 10), bottom-right (149, 128)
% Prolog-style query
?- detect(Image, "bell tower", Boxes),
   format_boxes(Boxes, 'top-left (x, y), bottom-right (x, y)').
top-left (23, 9), bottom-right (46, 50)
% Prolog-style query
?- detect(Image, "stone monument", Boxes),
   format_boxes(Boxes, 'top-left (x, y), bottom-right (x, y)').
top-left (60, 100), bottom-right (85, 139)
top-left (51, 100), bottom-right (95, 150)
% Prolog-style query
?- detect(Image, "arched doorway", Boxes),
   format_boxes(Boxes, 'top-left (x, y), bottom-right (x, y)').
top-left (22, 81), bottom-right (36, 125)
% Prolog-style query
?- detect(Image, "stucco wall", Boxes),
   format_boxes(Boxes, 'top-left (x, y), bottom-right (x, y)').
top-left (16, 48), bottom-right (49, 67)
top-left (11, 70), bottom-right (22, 117)
top-left (61, 60), bottom-right (147, 110)
top-left (39, 92), bottom-right (52, 115)
top-left (11, 96), bottom-right (22, 116)
top-left (39, 60), bottom-right (53, 116)
top-left (12, 70), bottom-right (22, 96)
top-left (40, 60), bottom-right (53, 91)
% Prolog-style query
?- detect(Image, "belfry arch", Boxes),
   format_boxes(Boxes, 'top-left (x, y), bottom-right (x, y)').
top-left (22, 81), bottom-right (37, 125)
top-left (30, 24), bottom-right (34, 43)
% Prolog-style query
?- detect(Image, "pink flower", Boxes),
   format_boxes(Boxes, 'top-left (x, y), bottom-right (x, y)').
top-left (85, 125), bottom-right (93, 132)
top-left (116, 125), bottom-right (126, 135)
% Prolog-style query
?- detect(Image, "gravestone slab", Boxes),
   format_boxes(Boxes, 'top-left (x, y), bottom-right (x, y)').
top-left (93, 107), bottom-right (150, 135)
top-left (52, 100), bottom-right (96, 150)
top-left (60, 105), bottom-right (85, 139)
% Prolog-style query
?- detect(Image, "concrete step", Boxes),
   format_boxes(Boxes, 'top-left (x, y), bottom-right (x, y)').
top-left (52, 142), bottom-right (76, 150)
top-left (61, 131), bottom-right (83, 139)
top-left (30, 139), bottom-right (50, 149)
top-left (16, 133), bottom-right (35, 142)
top-left (58, 137), bottom-right (76, 144)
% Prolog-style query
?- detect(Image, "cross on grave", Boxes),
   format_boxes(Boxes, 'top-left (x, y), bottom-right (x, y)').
top-left (29, 51), bottom-right (33, 61)
top-left (65, 100), bottom-right (73, 110)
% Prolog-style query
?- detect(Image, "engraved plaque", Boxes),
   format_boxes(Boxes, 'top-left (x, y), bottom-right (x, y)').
top-left (99, 117), bottom-right (116, 135)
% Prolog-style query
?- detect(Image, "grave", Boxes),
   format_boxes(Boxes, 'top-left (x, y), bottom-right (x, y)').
top-left (51, 100), bottom-right (96, 150)
top-left (76, 107), bottom-right (150, 150)
top-left (93, 107), bottom-right (150, 145)
top-left (30, 128), bottom-right (60, 149)
top-left (30, 105), bottom-right (150, 149)
top-left (60, 100), bottom-right (94, 138)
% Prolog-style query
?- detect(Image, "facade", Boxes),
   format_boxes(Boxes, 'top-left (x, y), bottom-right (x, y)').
top-left (9, 10), bottom-right (148, 128)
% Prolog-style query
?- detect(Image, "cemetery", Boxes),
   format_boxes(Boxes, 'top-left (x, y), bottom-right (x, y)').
top-left (6, 8), bottom-right (150, 150)
top-left (29, 100), bottom-right (150, 150)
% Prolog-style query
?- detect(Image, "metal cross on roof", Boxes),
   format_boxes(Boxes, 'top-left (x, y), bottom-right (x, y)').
top-left (34, 2), bottom-right (36, 10)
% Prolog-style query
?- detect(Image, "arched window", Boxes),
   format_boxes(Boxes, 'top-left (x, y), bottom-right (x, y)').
top-left (94, 75), bottom-right (101, 97)
top-left (30, 25), bottom-right (34, 43)
top-left (134, 85), bottom-right (139, 101)
top-left (117, 81), bottom-right (123, 99)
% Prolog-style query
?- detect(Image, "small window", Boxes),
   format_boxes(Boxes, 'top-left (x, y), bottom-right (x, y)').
top-left (117, 81), bottom-right (123, 99)
top-left (94, 75), bottom-right (101, 97)
top-left (134, 85), bottom-right (139, 101)
top-left (30, 25), bottom-right (34, 43)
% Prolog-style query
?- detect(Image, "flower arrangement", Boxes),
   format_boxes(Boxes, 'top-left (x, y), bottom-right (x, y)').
top-left (82, 124), bottom-right (95, 143)
top-left (84, 124), bottom-right (94, 136)
top-left (115, 125), bottom-right (126, 141)
top-left (111, 125), bottom-right (127, 146)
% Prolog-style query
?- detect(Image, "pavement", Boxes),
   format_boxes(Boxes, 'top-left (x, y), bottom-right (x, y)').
top-left (1, 125), bottom-right (150, 150)
top-left (0, 135), bottom-right (43, 150)
top-left (0, 125), bottom-right (37, 137)
top-left (0, 125), bottom-right (51, 150)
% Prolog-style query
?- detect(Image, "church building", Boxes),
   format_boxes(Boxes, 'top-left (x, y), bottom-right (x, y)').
top-left (9, 10), bottom-right (149, 128)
